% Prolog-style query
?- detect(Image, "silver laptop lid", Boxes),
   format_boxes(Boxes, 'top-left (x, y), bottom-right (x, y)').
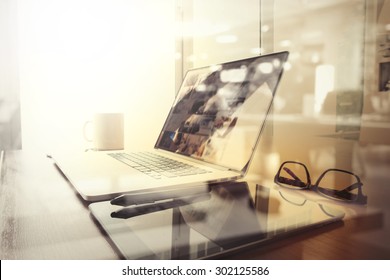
top-left (155, 51), bottom-right (289, 172)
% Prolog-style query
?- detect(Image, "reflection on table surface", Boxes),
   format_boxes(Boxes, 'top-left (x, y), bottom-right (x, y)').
top-left (89, 181), bottom-right (345, 260)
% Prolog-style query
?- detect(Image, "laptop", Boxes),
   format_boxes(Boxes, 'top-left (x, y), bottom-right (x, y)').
top-left (53, 51), bottom-right (289, 202)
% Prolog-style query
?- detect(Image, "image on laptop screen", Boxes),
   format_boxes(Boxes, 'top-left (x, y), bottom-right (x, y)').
top-left (155, 52), bottom-right (288, 172)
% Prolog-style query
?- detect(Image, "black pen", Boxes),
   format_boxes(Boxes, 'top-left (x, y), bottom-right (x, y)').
top-left (110, 186), bottom-right (210, 207)
top-left (110, 192), bottom-right (211, 219)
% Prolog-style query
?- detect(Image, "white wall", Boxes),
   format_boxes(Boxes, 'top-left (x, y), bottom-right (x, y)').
top-left (18, 0), bottom-right (176, 153)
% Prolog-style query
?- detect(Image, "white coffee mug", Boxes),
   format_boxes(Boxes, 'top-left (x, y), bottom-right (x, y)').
top-left (83, 113), bottom-right (124, 151)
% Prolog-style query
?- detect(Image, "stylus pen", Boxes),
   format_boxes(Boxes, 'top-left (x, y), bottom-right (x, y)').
top-left (110, 193), bottom-right (211, 219)
top-left (110, 186), bottom-right (210, 207)
top-left (111, 199), bottom-right (188, 219)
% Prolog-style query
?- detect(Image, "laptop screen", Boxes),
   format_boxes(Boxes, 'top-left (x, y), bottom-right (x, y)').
top-left (155, 52), bottom-right (289, 172)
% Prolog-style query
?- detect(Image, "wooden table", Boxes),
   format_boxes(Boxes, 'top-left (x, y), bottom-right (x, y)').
top-left (1, 149), bottom-right (389, 259)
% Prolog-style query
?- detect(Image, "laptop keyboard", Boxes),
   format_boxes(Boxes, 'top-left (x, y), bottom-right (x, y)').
top-left (108, 152), bottom-right (211, 179)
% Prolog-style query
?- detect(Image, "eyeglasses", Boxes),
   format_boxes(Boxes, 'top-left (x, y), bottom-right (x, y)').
top-left (274, 161), bottom-right (367, 205)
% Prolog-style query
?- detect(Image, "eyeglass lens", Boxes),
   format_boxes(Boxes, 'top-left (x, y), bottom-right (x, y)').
top-left (277, 162), bottom-right (309, 189)
top-left (316, 170), bottom-right (360, 201)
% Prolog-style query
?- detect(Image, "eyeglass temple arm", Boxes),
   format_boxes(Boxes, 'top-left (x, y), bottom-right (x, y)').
top-left (283, 167), bottom-right (305, 183)
top-left (341, 182), bottom-right (363, 193)
top-left (318, 182), bottom-right (367, 203)
top-left (340, 182), bottom-right (367, 203)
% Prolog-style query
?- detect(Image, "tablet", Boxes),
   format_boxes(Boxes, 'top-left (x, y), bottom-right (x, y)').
top-left (89, 181), bottom-right (344, 259)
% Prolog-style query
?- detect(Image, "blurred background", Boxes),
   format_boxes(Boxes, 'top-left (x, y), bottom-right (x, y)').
top-left (1, 0), bottom-right (389, 180)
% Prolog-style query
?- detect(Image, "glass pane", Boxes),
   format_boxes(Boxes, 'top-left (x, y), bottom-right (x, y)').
top-left (269, 0), bottom-right (365, 120)
top-left (262, 0), bottom-right (367, 179)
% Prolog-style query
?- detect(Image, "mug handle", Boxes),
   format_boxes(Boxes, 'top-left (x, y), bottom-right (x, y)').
top-left (83, 121), bottom-right (93, 142)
